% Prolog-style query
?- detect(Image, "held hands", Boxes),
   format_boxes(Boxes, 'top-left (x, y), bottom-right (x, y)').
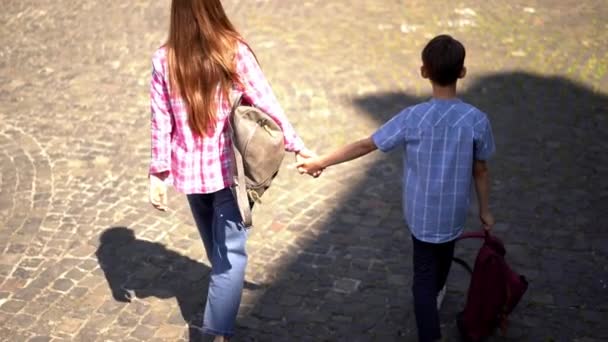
top-left (149, 172), bottom-right (169, 211)
top-left (296, 157), bottom-right (324, 177)
top-left (295, 148), bottom-right (324, 178)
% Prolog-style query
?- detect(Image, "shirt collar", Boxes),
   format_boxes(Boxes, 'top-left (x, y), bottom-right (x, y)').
top-left (429, 97), bottom-right (462, 104)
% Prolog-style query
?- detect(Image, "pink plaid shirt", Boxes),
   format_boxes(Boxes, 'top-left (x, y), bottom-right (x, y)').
top-left (149, 42), bottom-right (305, 194)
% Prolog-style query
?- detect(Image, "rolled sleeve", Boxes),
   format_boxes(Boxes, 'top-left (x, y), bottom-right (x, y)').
top-left (149, 57), bottom-right (173, 175)
top-left (236, 42), bottom-right (305, 152)
top-left (473, 116), bottom-right (495, 161)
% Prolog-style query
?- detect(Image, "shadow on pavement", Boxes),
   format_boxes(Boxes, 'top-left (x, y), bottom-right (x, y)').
top-left (240, 72), bottom-right (608, 341)
top-left (96, 227), bottom-right (209, 339)
top-left (96, 227), bottom-right (261, 341)
top-left (97, 226), bottom-right (262, 341)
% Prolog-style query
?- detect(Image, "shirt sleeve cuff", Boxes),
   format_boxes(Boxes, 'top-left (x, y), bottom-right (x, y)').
top-left (286, 136), bottom-right (305, 153)
top-left (149, 162), bottom-right (170, 175)
top-left (371, 132), bottom-right (389, 152)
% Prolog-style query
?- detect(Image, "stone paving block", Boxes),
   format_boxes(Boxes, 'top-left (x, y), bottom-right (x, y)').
top-left (0, 310), bottom-right (10, 326)
top-left (34, 290), bottom-right (62, 306)
top-left (130, 325), bottom-right (156, 340)
top-left (96, 299), bottom-right (126, 316)
top-left (117, 312), bottom-right (141, 328)
top-left (28, 336), bottom-right (52, 342)
top-left (0, 298), bottom-right (27, 314)
top-left (154, 324), bottom-right (184, 340)
top-left (54, 318), bottom-right (85, 336)
top-left (7, 312), bottom-right (37, 330)
top-left (332, 278), bottom-right (361, 294)
top-left (51, 278), bottom-right (75, 292)
top-left (74, 314), bottom-right (115, 339)
top-left (142, 309), bottom-right (170, 326)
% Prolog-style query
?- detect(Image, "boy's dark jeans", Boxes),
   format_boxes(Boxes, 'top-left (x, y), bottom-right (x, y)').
top-left (412, 235), bottom-right (456, 342)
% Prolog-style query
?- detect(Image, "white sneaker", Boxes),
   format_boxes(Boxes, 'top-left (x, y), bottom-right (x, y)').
top-left (436, 285), bottom-right (447, 310)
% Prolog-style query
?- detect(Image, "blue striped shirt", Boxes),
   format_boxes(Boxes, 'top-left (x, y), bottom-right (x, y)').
top-left (372, 98), bottom-right (495, 243)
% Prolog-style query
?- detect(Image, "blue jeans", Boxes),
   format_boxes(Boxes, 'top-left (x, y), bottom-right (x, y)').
top-left (412, 235), bottom-right (456, 342)
top-left (187, 188), bottom-right (248, 337)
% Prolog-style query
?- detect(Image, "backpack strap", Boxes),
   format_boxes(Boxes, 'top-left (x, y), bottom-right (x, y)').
top-left (229, 91), bottom-right (243, 114)
top-left (228, 92), bottom-right (253, 228)
top-left (453, 256), bottom-right (473, 275)
top-left (456, 229), bottom-right (489, 241)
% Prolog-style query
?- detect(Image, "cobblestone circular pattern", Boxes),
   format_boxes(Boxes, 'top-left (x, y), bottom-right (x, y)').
top-left (0, 125), bottom-right (53, 255)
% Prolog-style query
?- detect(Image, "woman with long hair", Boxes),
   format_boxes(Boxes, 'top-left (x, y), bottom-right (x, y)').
top-left (148, 0), bottom-right (315, 340)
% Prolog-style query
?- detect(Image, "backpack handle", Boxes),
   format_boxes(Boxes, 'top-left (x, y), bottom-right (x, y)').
top-left (456, 229), bottom-right (489, 241)
top-left (453, 229), bottom-right (489, 275)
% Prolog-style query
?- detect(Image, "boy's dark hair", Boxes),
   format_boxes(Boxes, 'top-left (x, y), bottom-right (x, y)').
top-left (422, 35), bottom-right (466, 86)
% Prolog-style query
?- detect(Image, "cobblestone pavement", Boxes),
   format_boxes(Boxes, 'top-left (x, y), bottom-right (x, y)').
top-left (1, 0), bottom-right (607, 341)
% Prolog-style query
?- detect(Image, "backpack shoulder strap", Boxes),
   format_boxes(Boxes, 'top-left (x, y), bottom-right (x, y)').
top-left (228, 91), bottom-right (252, 227)
top-left (229, 91), bottom-right (243, 120)
top-left (453, 256), bottom-right (474, 275)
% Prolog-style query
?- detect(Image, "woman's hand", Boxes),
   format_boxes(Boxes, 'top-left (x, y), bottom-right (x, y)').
top-left (149, 172), bottom-right (169, 211)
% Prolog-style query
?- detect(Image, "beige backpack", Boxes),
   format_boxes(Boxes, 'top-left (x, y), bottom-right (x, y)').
top-left (229, 93), bottom-right (285, 227)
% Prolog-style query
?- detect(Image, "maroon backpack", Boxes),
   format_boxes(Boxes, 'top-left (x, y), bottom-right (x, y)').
top-left (453, 231), bottom-right (528, 341)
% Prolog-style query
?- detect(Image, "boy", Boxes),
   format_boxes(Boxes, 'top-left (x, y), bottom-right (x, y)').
top-left (297, 35), bottom-right (496, 341)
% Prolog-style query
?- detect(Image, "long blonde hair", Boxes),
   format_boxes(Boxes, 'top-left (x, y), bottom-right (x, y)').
top-left (166, 0), bottom-right (242, 136)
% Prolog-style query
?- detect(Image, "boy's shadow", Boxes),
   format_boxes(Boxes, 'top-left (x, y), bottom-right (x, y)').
top-left (96, 226), bottom-right (258, 341)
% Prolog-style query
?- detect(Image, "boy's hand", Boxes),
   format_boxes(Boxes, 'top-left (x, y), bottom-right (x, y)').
top-left (294, 137), bottom-right (376, 178)
top-left (296, 148), bottom-right (323, 177)
top-left (149, 173), bottom-right (169, 211)
top-left (480, 211), bottom-right (494, 232)
top-left (297, 157), bottom-right (324, 178)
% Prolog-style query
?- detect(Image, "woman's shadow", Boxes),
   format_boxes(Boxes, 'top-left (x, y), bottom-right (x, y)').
top-left (95, 226), bottom-right (258, 341)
